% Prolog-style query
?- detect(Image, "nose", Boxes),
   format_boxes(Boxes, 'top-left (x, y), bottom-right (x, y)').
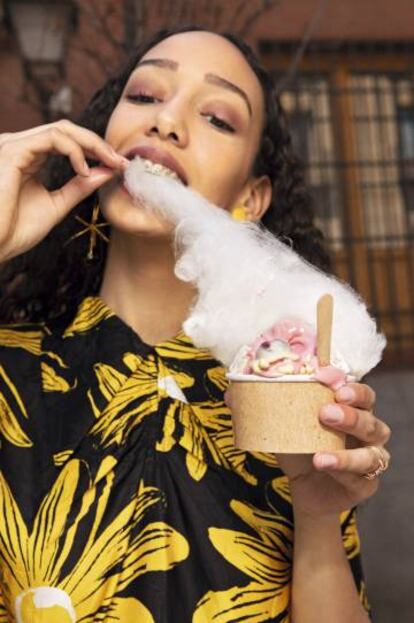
top-left (146, 98), bottom-right (188, 147)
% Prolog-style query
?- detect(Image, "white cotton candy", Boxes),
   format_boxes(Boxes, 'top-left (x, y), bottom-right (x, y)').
top-left (123, 157), bottom-right (386, 379)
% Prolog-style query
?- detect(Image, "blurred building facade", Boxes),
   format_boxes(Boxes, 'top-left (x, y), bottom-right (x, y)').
top-left (0, 0), bottom-right (413, 367)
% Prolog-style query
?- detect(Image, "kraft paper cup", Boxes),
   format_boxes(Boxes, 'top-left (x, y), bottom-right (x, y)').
top-left (228, 375), bottom-right (346, 454)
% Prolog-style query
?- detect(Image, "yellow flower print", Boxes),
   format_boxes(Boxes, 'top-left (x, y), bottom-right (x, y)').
top-left (155, 379), bottom-right (259, 484)
top-left (208, 426), bottom-right (258, 485)
top-left (270, 475), bottom-right (292, 505)
top-left (0, 324), bottom-right (68, 369)
top-left (62, 296), bottom-right (114, 337)
top-left (88, 343), bottom-right (258, 485)
top-left (154, 333), bottom-right (212, 361)
top-left (0, 328), bottom-right (45, 356)
top-left (86, 362), bottom-right (129, 418)
top-left (250, 451), bottom-right (280, 469)
top-left (0, 457), bottom-right (189, 622)
top-left (206, 366), bottom-right (228, 392)
top-left (85, 351), bottom-right (145, 419)
top-left (189, 400), bottom-right (265, 485)
top-left (53, 449), bottom-right (74, 467)
top-left (41, 362), bottom-right (77, 393)
top-left (156, 396), bottom-right (258, 483)
top-left (88, 353), bottom-right (194, 450)
top-left (193, 499), bottom-right (293, 623)
top-left (156, 401), bottom-right (213, 481)
top-left (107, 596), bottom-right (154, 622)
top-left (339, 507), bottom-right (362, 560)
top-left (204, 365), bottom-right (278, 482)
top-left (0, 583), bottom-right (6, 623)
top-left (157, 357), bottom-right (195, 399)
top-left (359, 580), bottom-right (370, 612)
top-left (88, 355), bottom-right (160, 446)
top-left (0, 364), bottom-right (32, 447)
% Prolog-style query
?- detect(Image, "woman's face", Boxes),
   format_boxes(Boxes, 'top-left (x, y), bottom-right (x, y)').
top-left (100, 30), bottom-right (270, 237)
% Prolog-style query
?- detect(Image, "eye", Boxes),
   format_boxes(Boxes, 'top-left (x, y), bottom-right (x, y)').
top-left (203, 113), bottom-right (235, 134)
top-left (126, 92), bottom-right (161, 104)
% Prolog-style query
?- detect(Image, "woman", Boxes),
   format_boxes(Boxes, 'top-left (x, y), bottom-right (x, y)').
top-left (0, 25), bottom-right (391, 622)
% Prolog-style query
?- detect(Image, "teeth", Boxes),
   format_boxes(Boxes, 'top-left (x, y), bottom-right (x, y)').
top-left (140, 158), bottom-right (181, 183)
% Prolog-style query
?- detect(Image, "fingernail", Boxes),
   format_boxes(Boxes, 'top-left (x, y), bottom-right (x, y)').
top-left (89, 167), bottom-right (114, 179)
top-left (316, 454), bottom-right (337, 468)
top-left (336, 386), bottom-right (355, 403)
top-left (321, 404), bottom-right (343, 423)
top-left (108, 146), bottom-right (125, 162)
top-left (82, 161), bottom-right (90, 176)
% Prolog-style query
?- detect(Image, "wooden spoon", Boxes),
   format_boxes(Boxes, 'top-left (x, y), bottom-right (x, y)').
top-left (317, 294), bottom-right (334, 367)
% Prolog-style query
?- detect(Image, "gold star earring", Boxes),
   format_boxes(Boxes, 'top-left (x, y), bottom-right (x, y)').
top-left (64, 202), bottom-right (110, 260)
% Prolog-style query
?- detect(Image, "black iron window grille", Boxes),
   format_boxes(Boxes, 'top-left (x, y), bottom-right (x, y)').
top-left (265, 42), bottom-right (414, 366)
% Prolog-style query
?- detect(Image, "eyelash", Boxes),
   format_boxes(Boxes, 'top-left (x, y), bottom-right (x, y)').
top-left (126, 92), bottom-right (236, 134)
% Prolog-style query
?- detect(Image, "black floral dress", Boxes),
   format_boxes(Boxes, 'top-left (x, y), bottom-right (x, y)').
top-left (0, 295), bottom-right (372, 622)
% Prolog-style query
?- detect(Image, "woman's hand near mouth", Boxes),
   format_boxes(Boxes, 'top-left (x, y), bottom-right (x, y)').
top-left (0, 120), bottom-right (129, 263)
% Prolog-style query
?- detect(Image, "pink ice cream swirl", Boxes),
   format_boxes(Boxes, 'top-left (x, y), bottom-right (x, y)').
top-left (242, 319), bottom-right (347, 391)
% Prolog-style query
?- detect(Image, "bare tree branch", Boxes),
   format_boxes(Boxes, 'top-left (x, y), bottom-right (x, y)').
top-left (277, 0), bottom-right (331, 91)
top-left (133, 0), bottom-right (149, 48)
top-left (176, 0), bottom-right (191, 27)
top-left (238, 0), bottom-right (282, 38)
top-left (69, 39), bottom-right (121, 78)
top-left (16, 83), bottom-right (43, 117)
top-left (123, 0), bottom-right (138, 51)
top-left (211, 3), bottom-right (224, 30)
top-left (228, 0), bottom-right (250, 31)
top-left (75, 0), bottom-right (124, 53)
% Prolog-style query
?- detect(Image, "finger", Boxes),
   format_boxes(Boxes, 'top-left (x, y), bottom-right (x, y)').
top-left (49, 166), bottom-right (116, 220)
top-left (0, 121), bottom-right (119, 159)
top-left (0, 132), bottom-right (13, 147)
top-left (51, 119), bottom-right (128, 170)
top-left (2, 129), bottom-right (97, 198)
top-left (0, 124), bottom-right (62, 146)
top-left (2, 128), bottom-right (87, 177)
top-left (36, 129), bottom-right (92, 178)
top-left (1, 122), bottom-right (127, 174)
top-left (0, 129), bottom-right (46, 148)
top-left (320, 404), bottom-right (391, 446)
top-left (314, 445), bottom-right (391, 475)
top-left (313, 463), bottom-right (380, 501)
top-left (335, 382), bottom-right (376, 410)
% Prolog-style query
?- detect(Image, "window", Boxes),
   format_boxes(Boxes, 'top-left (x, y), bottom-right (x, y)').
top-left (278, 75), bottom-right (344, 248)
top-left (397, 104), bottom-right (414, 229)
top-left (350, 73), bottom-right (413, 245)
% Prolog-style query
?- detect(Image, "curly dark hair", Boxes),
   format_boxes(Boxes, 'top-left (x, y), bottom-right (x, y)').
top-left (0, 25), bottom-right (331, 325)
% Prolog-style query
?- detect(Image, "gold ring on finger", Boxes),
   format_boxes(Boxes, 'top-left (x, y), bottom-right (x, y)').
top-left (362, 445), bottom-right (390, 480)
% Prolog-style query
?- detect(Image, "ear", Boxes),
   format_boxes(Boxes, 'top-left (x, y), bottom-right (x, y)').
top-left (234, 175), bottom-right (272, 222)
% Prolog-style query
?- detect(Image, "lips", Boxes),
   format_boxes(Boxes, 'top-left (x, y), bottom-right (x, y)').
top-left (123, 145), bottom-right (188, 185)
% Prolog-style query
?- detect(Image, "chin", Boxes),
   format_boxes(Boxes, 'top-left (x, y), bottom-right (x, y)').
top-left (99, 186), bottom-right (175, 238)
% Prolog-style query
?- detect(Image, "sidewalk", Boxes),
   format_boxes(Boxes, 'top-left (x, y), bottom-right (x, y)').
top-left (357, 369), bottom-right (414, 623)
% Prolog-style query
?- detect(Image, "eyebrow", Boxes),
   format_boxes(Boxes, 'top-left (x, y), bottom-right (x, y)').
top-left (135, 58), bottom-right (252, 117)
